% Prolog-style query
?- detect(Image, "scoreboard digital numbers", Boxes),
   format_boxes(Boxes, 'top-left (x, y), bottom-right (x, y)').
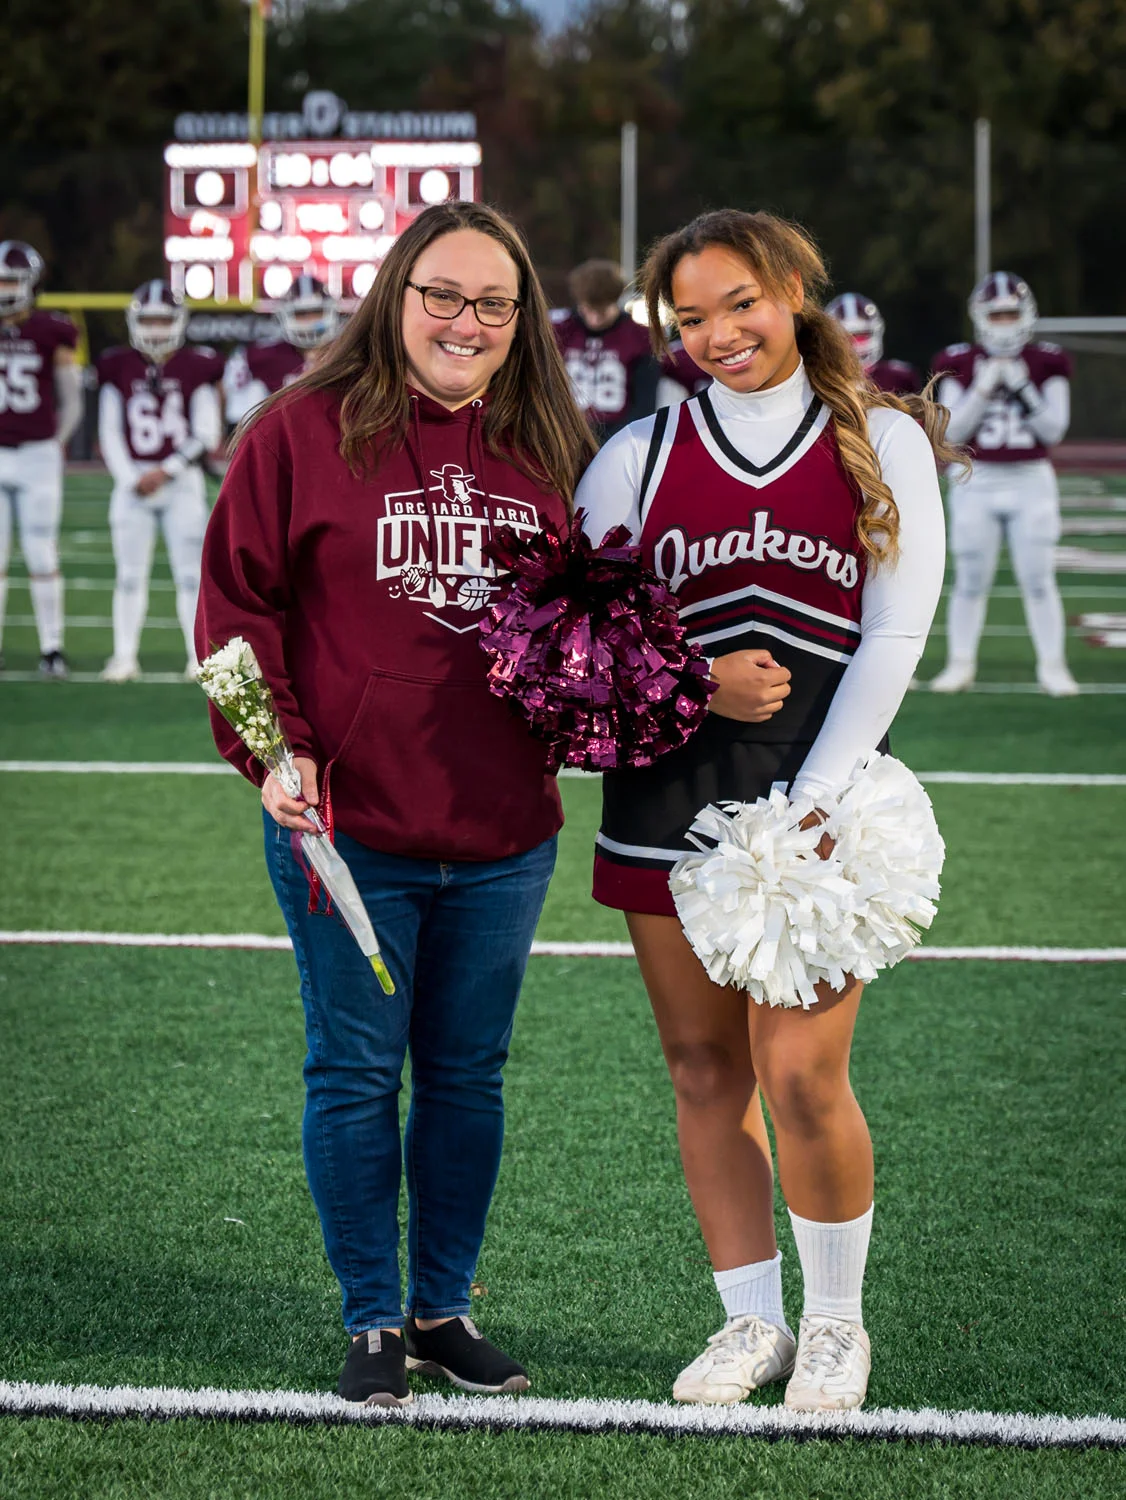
top-left (164, 92), bottom-right (481, 305)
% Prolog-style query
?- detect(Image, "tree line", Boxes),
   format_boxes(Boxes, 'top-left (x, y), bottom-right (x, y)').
top-left (2, 0), bottom-right (1124, 385)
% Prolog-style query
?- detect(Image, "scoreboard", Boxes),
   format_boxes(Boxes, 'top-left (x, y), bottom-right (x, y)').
top-left (163, 98), bottom-right (481, 305)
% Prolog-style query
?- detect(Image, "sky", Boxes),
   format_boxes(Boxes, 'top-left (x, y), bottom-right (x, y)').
top-left (525, 0), bottom-right (580, 32)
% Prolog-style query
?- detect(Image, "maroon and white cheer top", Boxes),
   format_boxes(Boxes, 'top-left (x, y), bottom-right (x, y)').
top-left (575, 363), bottom-right (946, 912)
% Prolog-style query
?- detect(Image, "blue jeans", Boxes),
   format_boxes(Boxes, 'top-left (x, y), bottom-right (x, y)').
top-left (264, 812), bottom-right (556, 1333)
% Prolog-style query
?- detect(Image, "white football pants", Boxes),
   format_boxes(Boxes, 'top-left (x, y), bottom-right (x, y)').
top-left (108, 468), bottom-right (207, 669)
top-left (0, 438), bottom-right (65, 654)
top-left (944, 459), bottom-right (1066, 671)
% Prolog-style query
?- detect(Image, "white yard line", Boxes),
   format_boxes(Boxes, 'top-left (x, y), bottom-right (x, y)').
top-left (3, 762), bottom-right (1126, 786)
top-left (0, 1379), bottom-right (1122, 1450)
top-left (2, 932), bottom-right (1124, 962)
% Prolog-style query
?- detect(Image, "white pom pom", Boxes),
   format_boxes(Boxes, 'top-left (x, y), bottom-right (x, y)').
top-left (670, 790), bottom-right (859, 1009)
top-left (826, 752), bottom-right (945, 972)
top-left (670, 754), bottom-right (945, 1007)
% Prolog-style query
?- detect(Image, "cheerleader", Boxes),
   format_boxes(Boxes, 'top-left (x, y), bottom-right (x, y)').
top-left (575, 210), bottom-right (953, 1410)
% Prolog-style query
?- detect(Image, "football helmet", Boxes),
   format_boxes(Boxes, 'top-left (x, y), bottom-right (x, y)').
top-left (969, 271), bottom-right (1037, 357)
top-left (276, 275), bottom-right (340, 350)
top-left (826, 292), bottom-right (884, 369)
top-left (127, 279), bottom-right (188, 362)
top-left (0, 240), bottom-right (44, 318)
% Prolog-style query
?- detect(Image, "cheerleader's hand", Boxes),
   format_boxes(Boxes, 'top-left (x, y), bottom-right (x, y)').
top-left (708, 649), bottom-right (791, 722)
top-left (799, 806), bottom-right (835, 860)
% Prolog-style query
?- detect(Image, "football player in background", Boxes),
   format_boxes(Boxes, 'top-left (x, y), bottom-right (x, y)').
top-left (223, 275), bottom-right (340, 427)
top-left (929, 271), bottom-right (1076, 696)
top-left (659, 335), bottom-right (712, 405)
top-left (96, 280), bottom-right (223, 681)
top-left (552, 259), bottom-right (660, 443)
top-left (0, 240), bottom-right (83, 678)
top-left (826, 293), bottom-right (920, 395)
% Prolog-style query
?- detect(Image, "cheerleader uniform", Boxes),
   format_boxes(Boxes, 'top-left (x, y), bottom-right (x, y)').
top-left (574, 362), bottom-right (946, 917)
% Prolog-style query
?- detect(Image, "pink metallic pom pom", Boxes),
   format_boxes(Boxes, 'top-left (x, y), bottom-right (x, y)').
top-left (479, 511), bottom-right (716, 771)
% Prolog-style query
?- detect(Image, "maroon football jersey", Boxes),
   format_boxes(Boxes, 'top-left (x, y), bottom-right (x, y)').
top-left (247, 340), bottom-right (305, 394)
top-left (552, 311), bottom-right (656, 432)
top-left (0, 309), bottom-right (78, 446)
top-left (932, 341), bottom-right (1070, 462)
top-left (867, 358), bottom-right (920, 396)
top-left (660, 340), bottom-right (711, 396)
top-left (96, 345), bottom-right (222, 463)
top-left (640, 390), bottom-right (866, 741)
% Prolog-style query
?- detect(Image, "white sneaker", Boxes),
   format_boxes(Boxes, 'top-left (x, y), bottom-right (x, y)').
top-left (929, 660), bottom-right (976, 693)
top-left (101, 658), bottom-right (141, 683)
top-left (672, 1315), bottom-right (796, 1405)
top-left (784, 1314), bottom-right (871, 1411)
top-left (1037, 663), bottom-right (1080, 697)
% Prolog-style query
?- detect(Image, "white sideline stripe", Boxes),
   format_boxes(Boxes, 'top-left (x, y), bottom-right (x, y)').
top-left (0, 1379), bottom-right (1123, 1449)
top-left (1, 932), bottom-right (1125, 963)
top-left (4, 763), bottom-right (1126, 788)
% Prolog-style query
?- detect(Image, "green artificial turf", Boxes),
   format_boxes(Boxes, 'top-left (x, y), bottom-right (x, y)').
top-left (1, 470), bottom-right (1124, 1496)
top-left (1, 946), bottom-right (1123, 1419)
top-left (1, 1419), bottom-right (1124, 1500)
top-left (0, 948), bottom-right (1124, 1495)
top-left (5, 773), bottom-right (1125, 947)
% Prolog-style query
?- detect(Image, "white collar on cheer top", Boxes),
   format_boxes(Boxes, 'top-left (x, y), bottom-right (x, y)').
top-left (706, 358), bottom-right (814, 425)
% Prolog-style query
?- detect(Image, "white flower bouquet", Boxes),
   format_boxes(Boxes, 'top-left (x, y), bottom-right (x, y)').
top-left (198, 636), bottom-right (395, 995)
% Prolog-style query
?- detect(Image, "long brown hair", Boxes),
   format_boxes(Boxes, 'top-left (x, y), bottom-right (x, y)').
top-left (642, 209), bottom-right (965, 566)
top-left (236, 202), bottom-right (596, 507)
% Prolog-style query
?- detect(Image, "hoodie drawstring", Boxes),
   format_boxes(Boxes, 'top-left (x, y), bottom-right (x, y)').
top-left (404, 393), bottom-right (499, 588)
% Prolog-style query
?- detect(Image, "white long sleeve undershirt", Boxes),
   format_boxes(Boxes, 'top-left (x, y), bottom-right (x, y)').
top-left (575, 363), bottom-right (947, 802)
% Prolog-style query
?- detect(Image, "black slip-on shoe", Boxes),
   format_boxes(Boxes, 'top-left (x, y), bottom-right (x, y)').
top-left (338, 1329), bottom-right (414, 1406)
top-left (403, 1315), bottom-right (530, 1394)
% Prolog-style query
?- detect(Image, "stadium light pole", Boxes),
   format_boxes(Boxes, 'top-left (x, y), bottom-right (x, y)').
top-left (246, 0), bottom-right (271, 304)
top-left (620, 122), bottom-right (638, 285)
top-left (974, 118), bottom-right (991, 284)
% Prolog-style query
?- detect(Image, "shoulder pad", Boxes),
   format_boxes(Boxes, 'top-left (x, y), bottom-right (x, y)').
top-left (549, 308), bottom-right (570, 325)
top-left (942, 342), bottom-right (971, 356)
top-left (1033, 341), bottom-right (1063, 354)
top-left (95, 345), bottom-right (128, 373)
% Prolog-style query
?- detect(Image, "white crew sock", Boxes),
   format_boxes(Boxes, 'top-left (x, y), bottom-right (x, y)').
top-left (788, 1203), bottom-right (874, 1326)
top-left (29, 573), bottom-right (64, 654)
top-left (713, 1251), bottom-right (790, 1335)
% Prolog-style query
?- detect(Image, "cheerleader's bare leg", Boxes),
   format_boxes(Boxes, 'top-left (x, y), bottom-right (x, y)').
top-left (747, 976), bottom-right (872, 1220)
top-left (627, 912), bottom-right (778, 1269)
top-left (748, 976), bottom-right (874, 1410)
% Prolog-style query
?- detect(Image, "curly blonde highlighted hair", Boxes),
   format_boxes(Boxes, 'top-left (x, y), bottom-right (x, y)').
top-left (642, 209), bottom-right (965, 567)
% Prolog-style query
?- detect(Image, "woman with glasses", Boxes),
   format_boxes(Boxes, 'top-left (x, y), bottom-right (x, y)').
top-left (198, 202), bottom-right (595, 1405)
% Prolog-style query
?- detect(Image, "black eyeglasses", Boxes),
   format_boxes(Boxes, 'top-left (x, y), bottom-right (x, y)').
top-left (407, 281), bottom-right (520, 328)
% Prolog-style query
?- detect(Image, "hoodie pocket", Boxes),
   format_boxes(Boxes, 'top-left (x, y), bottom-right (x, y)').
top-left (329, 666), bottom-right (560, 860)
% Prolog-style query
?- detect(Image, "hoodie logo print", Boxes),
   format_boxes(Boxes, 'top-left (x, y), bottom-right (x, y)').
top-left (377, 476), bottom-right (539, 632)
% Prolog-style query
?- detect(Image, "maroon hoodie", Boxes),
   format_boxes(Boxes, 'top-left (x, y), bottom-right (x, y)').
top-left (197, 384), bottom-right (567, 861)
